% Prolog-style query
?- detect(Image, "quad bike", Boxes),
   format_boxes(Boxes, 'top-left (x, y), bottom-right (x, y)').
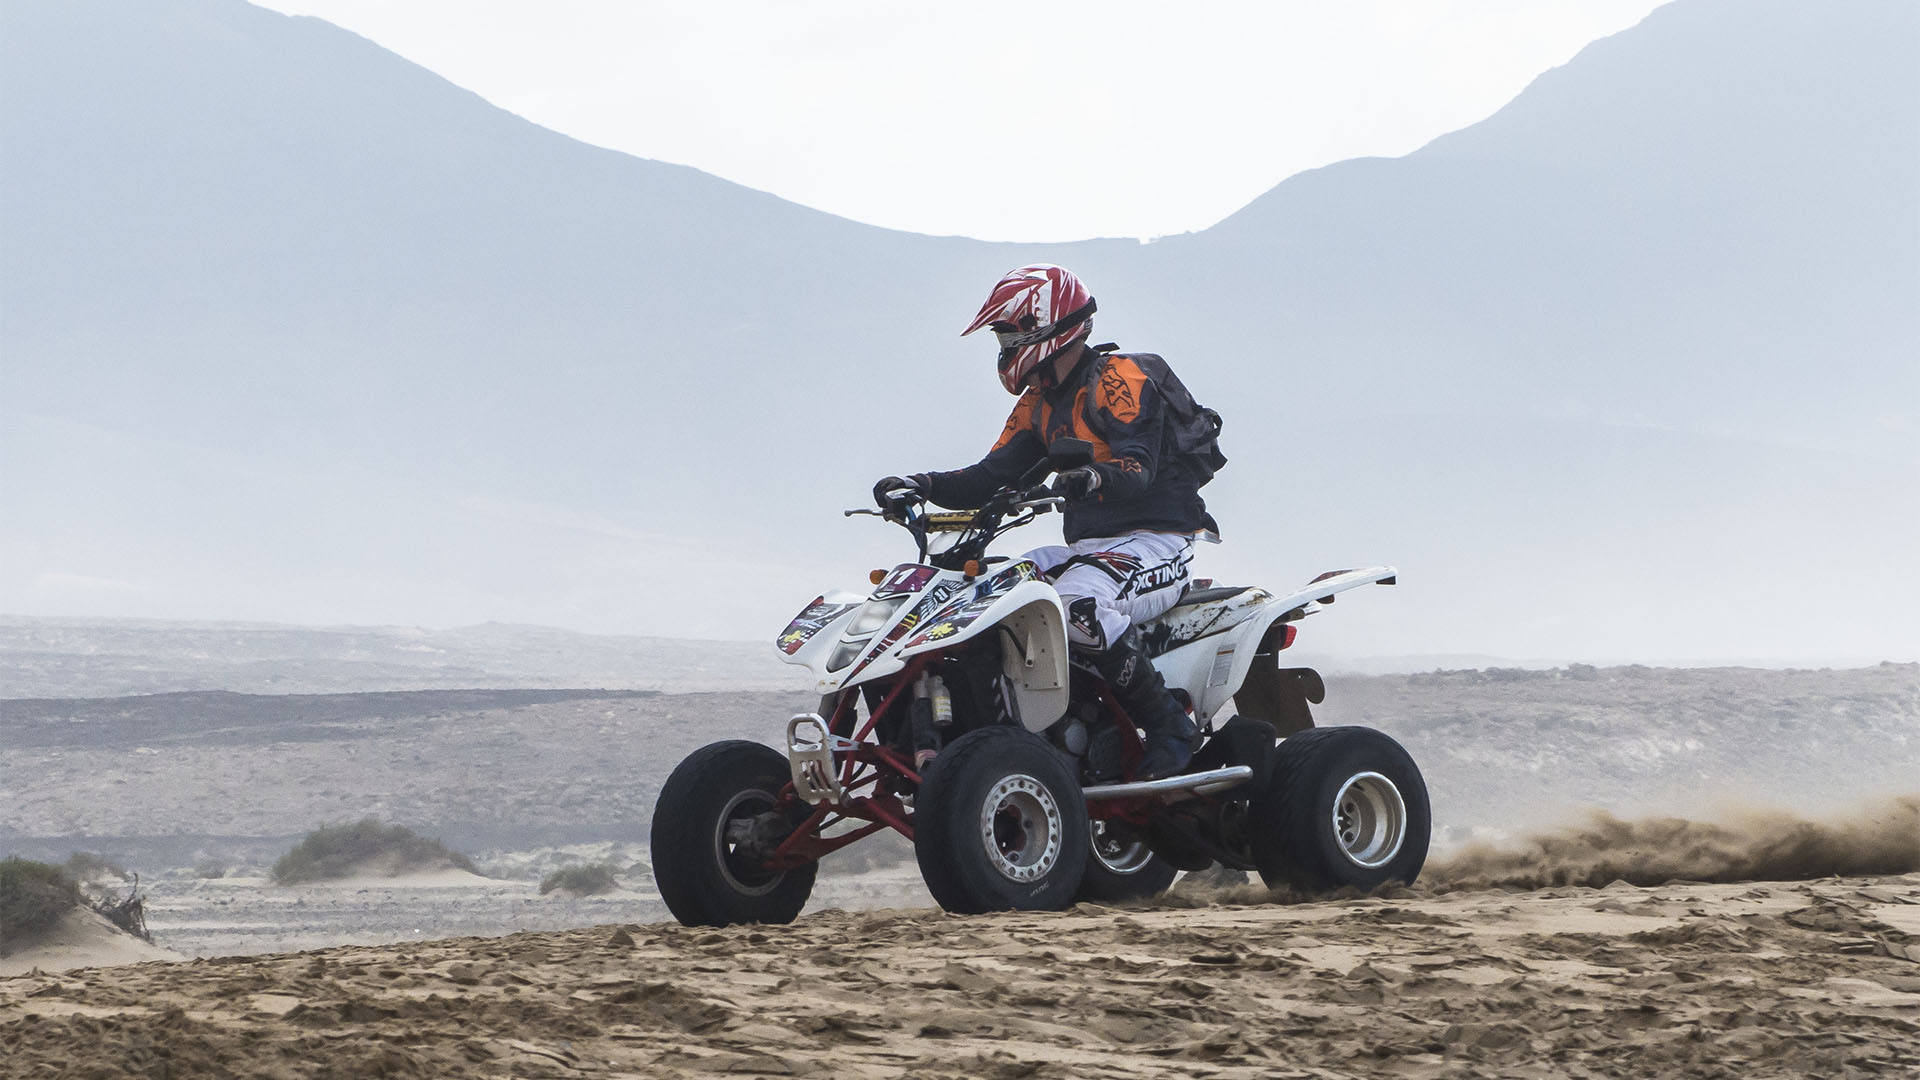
top-left (651, 442), bottom-right (1430, 926)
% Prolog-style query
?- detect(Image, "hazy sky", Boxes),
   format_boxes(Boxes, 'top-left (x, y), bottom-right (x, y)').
top-left (257, 0), bottom-right (1668, 240)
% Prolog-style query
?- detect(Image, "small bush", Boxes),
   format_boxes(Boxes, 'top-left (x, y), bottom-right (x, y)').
top-left (193, 861), bottom-right (228, 880)
top-left (0, 858), bottom-right (82, 954)
top-left (271, 819), bottom-right (476, 885)
top-left (63, 851), bottom-right (129, 884)
top-left (539, 863), bottom-right (620, 897)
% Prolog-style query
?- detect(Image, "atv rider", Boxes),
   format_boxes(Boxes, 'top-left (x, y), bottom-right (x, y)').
top-left (874, 263), bottom-right (1224, 780)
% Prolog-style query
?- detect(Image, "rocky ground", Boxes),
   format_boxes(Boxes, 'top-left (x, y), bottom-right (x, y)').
top-left (4, 873), bottom-right (1918, 1079)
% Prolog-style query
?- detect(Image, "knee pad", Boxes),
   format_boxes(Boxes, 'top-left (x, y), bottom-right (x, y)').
top-left (1066, 596), bottom-right (1107, 652)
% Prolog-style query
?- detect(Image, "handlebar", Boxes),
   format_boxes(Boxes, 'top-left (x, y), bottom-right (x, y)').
top-left (846, 480), bottom-right (1068, 570)
top-left (846, 489), bottom-right (1062, 527)
top-left (1015, 493), bottom-right (1065, 513)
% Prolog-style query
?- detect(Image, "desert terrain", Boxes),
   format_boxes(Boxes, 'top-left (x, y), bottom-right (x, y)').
top-left (3, 870), bottom-right (1918, 1078)
top-left (2, 625), bottom-right (1917, 1076)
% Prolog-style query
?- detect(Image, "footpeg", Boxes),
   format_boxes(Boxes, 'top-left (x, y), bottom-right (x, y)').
top-left (1082, 765), bottom-right (1254, 802)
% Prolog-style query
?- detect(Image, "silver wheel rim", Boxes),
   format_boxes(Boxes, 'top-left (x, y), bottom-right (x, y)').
top-left (715, 788), bottom-right (784, 896)
top-left (1089, 820), bottom-right (1154, 876)
top-left (1331, 771), bottom-right (1407, 869)
top-left (979, 774), bottom-right (1064, 883)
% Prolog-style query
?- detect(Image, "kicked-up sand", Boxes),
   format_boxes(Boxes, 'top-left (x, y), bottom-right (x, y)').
top-left (2, 872), bottom-right (1917, 1078)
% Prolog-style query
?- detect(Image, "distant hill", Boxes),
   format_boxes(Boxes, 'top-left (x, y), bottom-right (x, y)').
top-left (4, 663), bottom-right (1912, 853)
top-left (2, 0), bottom-right (1913, 663)
top-left (0, 615), bottom-right (801, 697)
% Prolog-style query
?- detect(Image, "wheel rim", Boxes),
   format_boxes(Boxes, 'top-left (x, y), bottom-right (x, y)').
top-left (978, 774), bottom-right (1064, 883)
top-left (714, 788), bottom-right (784, 896)
top-left (1088, 820), bottom-right (1154, 876)
top-left (1330, 771), bottom-right (1407, 869)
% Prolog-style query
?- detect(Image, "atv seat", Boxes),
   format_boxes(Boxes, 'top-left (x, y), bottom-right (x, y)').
top-left (1177, 585), bottom-right (1256, 607)
top-left (1137, 584), bottom-right (1271, 656)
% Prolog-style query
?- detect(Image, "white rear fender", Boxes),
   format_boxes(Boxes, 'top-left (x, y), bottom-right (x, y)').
top-left (1158, 566), bottom-right (1397, 722)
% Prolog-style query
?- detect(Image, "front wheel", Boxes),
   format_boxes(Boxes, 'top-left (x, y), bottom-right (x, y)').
top-left (914, 726), bottom-right (1090, 914)
top-left (1076, 820), bottom-right (1179, 902)
top-left (1250, 726), bottom-right (1430, 893)
top-left (651, 740), bottom-right (817, 926)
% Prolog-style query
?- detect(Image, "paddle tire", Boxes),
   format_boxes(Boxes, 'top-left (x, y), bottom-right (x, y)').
top-left (1076, 819), bottom-right (1179, 902)
top-left (1250, 726), bottom-right (1431, 892)
top-left (651, 740), bottom-right (817, 927)
top-left (914, 726), bottom-right (1090, 914)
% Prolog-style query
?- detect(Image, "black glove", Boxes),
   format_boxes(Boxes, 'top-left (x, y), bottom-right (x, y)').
top-left (872, 473), bottom-right (931, 507)
top-left (1055, 466), bottom-right (1102, 500)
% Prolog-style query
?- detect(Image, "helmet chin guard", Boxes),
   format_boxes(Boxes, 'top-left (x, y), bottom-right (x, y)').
top-left (963, 264), bottom-right (1096, 393)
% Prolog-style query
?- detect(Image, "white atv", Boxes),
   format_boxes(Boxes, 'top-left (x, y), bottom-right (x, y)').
top-left (651, 442), bottom-right (1429, 925)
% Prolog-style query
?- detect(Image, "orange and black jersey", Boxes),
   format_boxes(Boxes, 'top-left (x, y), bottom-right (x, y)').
top-left (926, 349), bottom-right (1222, 543)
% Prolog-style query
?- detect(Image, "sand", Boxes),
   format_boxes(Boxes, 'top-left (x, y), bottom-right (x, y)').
top-left (128, 861), bottom-right (930, 960)
top-left (3, 872), bottom-right (1917, 1078)
top-left (0, 907), bottom-right (184, 978)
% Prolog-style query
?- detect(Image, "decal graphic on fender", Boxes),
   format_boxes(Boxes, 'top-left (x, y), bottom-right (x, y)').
top-left (1136, 587), bottom-right (1273, 656)
top-left (875, 565), bottom-right (938, 597)
top-left (981, 560), bottom-right (1041, 591)
top-left (900, 560), bottom-right (1042, 649)
top-left (777, 596), bottom-right (860, 655)
top-left (848, 578), bottom-right (966, 674)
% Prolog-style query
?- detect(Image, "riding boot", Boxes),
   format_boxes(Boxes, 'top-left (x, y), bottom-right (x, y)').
top-left (1094, 626), bottom-right (1197, 780)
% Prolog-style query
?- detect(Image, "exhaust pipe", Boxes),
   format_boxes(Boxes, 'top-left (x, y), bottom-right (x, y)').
top-left (1083, 765), bottom-right (1253, 802)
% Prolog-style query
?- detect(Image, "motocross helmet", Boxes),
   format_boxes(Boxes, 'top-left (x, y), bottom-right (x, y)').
top-left (962, 264), bottom-right (1097, 393)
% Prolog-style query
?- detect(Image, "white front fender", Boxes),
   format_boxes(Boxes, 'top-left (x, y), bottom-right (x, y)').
top-left (898, 580), bottom-right (1069, 731)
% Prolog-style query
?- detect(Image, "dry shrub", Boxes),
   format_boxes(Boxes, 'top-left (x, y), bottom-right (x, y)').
top-left (0, 857), bottom-right (81, 954)
top-left (540, 863), bottom-right (620, 897)
top-left (271, 818), bottom-right (476, 884)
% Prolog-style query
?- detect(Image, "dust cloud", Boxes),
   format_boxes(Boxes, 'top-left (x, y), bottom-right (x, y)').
top-left (1422, 795), bottom-right (1920, 892)
top-left (1150, 797), bottom-right (1920, 909)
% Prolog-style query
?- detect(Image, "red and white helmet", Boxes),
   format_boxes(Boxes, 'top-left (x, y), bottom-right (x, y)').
top-left (962, 264), bottom-right (1097, 393)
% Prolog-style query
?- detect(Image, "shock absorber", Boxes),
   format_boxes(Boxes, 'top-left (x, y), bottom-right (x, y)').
top-left (911, 671), bottom-right (953, 768)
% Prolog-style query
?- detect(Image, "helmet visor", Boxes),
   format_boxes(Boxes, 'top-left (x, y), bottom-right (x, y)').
top-left (991, 321), bottom-right (1056, 352)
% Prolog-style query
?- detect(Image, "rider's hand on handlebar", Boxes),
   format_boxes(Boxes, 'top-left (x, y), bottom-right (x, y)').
top-left (872, 473), bottom-right (931, 508)
top-left (1054, 465), bottom-right (1102, 500)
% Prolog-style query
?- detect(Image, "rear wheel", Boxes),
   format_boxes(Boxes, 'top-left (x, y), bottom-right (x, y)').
top-left (1250, 726), bottom-right (1430, 893)
top-left (651, 740), bottom-right (817, 926)
top-left (914, 726), bottom-right (1089, 914)
top-left (1076, 820), bottom-right (1179, 902)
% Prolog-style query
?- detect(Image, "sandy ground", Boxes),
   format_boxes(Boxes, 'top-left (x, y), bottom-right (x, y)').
top-left (3, 873), bottom-right (1917, 1079)
top-left (103, 864), bottom-right (930, 962)
top-left (0, 908), bottom-right (183, 978)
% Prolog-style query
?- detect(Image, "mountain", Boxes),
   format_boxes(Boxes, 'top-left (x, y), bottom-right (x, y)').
top-left (1157, 0), bottom-right (1918, 460)
top-left (2, 0), bottom-right (1914, 664)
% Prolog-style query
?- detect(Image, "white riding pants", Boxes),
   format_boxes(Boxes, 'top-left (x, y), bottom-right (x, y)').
top-left (1023, 532), bottom-right (1195, 652)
